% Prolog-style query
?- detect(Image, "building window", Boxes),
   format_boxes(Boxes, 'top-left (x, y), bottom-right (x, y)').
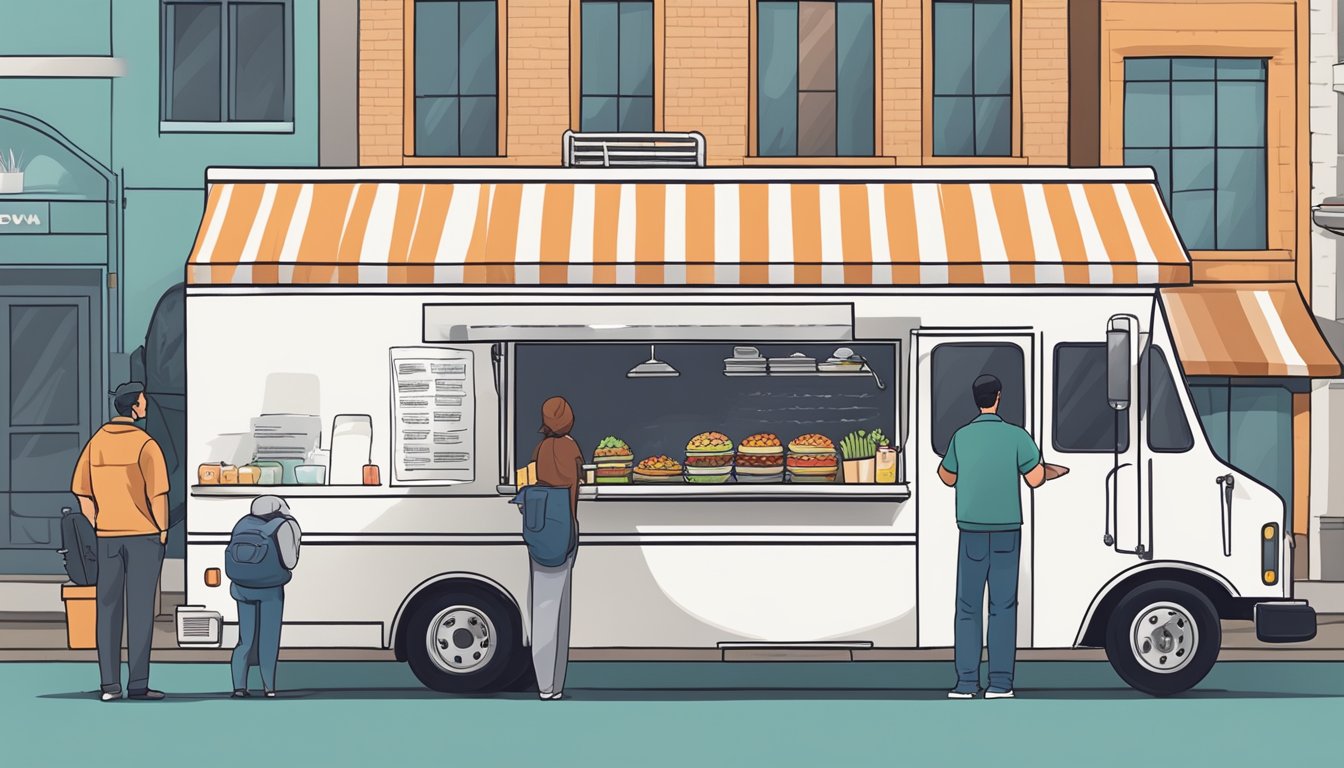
top-left (1143, 346), bottom-right (1193, 452)
top-left (931, 0), bottom-right (1012, 157)
top-left (1123, 58), bottom-right (1267, 250)
top-left (580, 0), bottom-right (654, 132)
top-left (1189, 381), bottom-right (1293, 511)
top-left (1052, 343), bottom-right (1128, 453)
top-left (757, 0), bottom-right (874, 157)
top-left (930, 343), bottom-right (1025, 456)
top-left (161, 0), bottom-right (294, 124)
top-left (413, 0), bottom-right (499, 157)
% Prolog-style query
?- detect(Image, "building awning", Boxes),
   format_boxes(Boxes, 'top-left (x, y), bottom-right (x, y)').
top-left (1161, 283), bottom-right (1342, 378)
top-left (186, 167), bottom-right (1191, 287)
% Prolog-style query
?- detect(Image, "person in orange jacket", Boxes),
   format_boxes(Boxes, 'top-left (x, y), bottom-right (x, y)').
top-left (71, 382), bottom-right (170, 702)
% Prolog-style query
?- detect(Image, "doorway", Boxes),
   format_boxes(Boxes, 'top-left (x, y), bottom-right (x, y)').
top-left (0, 269), bottom-right (103, 574)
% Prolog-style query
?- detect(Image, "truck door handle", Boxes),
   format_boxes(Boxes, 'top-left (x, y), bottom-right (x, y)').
top-left (1217, 474), bottom-right (1235, 557)
top-left (1102, 462), bottom-right (1132, 547)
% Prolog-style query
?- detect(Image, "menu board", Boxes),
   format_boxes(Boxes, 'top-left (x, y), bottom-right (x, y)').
top-left (389, 347), bottom-right (475, 484)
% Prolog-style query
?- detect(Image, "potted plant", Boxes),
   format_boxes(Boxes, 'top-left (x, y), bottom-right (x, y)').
top-left (840, 429), bottom-right (879, 483)
top-left (0, 149), bottom-right (23, 194)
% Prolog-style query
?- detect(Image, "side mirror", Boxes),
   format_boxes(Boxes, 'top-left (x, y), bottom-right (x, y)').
top-left (1107, 326), bottom-right (1131, 411)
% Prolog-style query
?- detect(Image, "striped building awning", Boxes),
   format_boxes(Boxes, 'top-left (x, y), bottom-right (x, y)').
top-left (186, 168), bottom-right (1191, 287)
top-left (1162, 283), bottom-right (1342, 378)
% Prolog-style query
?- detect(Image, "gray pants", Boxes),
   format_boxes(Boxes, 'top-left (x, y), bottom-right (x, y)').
top-left (529, 551), bottom-right (575, 696)
top-left (97, 534), bottom-right (164, 695)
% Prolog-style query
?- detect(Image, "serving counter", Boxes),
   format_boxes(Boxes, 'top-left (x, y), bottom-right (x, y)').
top-left (191, 483), bottom-right (912, 502)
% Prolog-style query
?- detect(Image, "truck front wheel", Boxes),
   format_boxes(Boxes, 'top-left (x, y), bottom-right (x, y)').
top-left (405, 587), bottom-right (527, 694)
top-left (1104, 580), bottom-right (1221, 697)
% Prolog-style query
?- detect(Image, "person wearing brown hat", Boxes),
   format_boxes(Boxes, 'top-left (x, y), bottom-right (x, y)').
top-left (529, 396), bottom-right (583, 700)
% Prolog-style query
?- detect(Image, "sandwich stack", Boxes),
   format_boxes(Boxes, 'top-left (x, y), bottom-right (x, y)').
top-left (735, 433), bottom-right (784, 483)
top-left (633, 455), bottom-right (684, 484)
top-left (593, 436), bottom-right (634, 484)
top-left (684, 431), bottom-right (734, 484)
top-left (787, 433), bottom-right (838, 483)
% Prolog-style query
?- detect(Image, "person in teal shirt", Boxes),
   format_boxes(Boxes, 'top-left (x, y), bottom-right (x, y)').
top-left (939, 374), bottom-right (1063, 699)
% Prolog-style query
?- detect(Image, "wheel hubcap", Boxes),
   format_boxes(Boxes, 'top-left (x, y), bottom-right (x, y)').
top-left (1129, 601), bottom-right (1198, 674)
top-left (427, 605), bottom-right (496, 674)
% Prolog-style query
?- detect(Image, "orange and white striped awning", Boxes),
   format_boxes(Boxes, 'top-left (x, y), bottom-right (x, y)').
top-left (186, 168), bottom-right (1191, 287)
top-left (1162, 283), bottom-right (1342, 378)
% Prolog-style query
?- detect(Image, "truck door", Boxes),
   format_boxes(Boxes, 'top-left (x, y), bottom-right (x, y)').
top-left (914, 331), bottom-right (1037, 648)
top-left (1032, 315), bottom-right (1145, 646)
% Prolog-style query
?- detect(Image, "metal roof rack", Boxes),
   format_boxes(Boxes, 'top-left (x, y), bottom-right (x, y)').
top-left (562, 130), bottom-right (707, 168)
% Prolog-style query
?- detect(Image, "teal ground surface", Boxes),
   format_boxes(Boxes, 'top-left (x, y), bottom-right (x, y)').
top-left (2, 661), bottom-right (1340, 766)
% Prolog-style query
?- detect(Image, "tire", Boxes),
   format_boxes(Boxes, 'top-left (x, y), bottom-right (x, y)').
top-left (404, 587), bottom-right (526, 694)
top-left (1104, 580), bottom-right (1221, 697)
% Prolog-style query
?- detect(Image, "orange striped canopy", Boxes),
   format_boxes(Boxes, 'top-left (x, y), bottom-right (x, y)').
top-left (1162, 283), bottom-right (1342, 378)
top-left (186, 168), bottom-right (1192, 287)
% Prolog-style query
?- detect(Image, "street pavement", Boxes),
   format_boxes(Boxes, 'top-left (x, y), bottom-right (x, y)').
top-left (2, 660), bottom-right (1341, 766)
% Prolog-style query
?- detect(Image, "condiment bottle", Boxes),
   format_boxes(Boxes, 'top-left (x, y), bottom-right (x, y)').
top-left (876, 446), bottom-right (897, 484)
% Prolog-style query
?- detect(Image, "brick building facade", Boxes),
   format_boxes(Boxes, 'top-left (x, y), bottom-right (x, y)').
top-left (357, 0), bottom-right (1340, 573)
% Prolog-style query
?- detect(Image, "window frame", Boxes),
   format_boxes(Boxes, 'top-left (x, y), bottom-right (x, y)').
top-left (921, 0), bottom-right (1021, 163)
top-left (1051, 342), bottom-right (1130, 454)
top-left (1121, 56), bottom-right (1269, 251)
top-left (577, 0), bottom-right (661, 132)
top-left (159, 0), bottom-right (295, 132)
top-left (930, 341), bottom-right (1026, 458)
top-left (404, 0), bottom-right (509, 161)
top-left (572, 0), bottom-right (666, 133)
top-left (748, 0), bottom-right (882, 161)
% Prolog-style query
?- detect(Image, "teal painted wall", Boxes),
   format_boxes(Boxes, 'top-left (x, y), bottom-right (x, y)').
top-left (0, 0), bottom-right (112, 56)
top-left (0, 0), bottom-right (319, 349)
top-left (112, 0), bottom-right (320, 346)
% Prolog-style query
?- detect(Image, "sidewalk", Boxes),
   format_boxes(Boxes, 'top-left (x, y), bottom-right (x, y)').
top-left (1, 614), bottom-right (1340, 662)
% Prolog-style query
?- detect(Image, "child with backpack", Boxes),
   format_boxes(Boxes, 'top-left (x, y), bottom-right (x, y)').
top-left (225, 495), bottom-right (301, 698)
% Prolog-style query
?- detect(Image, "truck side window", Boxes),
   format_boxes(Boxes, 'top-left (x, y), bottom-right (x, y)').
top-left (930, 343), bottom-right (1025, 457)
top-left (1146, 346), bottom-right (1194, 452)
top-left (1053, 343), bottom-right (1129, 453)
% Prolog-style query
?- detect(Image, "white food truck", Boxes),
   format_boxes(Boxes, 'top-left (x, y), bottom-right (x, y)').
top-left (178, 166), bottom-right (1336, 696)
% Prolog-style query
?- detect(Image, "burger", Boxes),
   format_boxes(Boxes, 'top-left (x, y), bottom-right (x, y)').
top-left (786, 433), bottom-right (837, 483)
top-left (633, 455), bottom-right (683, 484)
top-left (736, 433), bottom-right (784, 482)
top-left (593, 436), bottom-right (634, 484)
top-left (686, 431), bottom-right (734, 484)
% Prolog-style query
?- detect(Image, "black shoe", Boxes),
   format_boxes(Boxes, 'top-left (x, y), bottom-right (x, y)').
top-left (232, 690), bottom-right (251, 698)
top-left (127, 690), bottom-right (165, 701)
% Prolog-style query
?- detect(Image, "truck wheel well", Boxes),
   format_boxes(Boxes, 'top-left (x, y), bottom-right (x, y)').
top-left (1079, 568), bottom-right (1241, 647)
top-left (392, 578), bottom-right (521, 662)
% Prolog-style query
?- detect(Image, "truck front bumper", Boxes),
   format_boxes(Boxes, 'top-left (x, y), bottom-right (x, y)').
top-left (1254, 600), bottom-right (1317, 643)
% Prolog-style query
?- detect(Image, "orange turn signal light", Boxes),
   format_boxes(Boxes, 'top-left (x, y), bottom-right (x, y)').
top-left (1263, 570), bottom-right (1277, 585)
top-left (204, 568), bottom-right (221, 587)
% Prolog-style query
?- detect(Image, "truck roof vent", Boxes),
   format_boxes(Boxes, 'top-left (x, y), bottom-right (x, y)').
top-left (563, 131), bottom-right (707, 168)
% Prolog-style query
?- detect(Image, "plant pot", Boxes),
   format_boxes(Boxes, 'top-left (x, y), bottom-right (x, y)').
top-left (842, 458), bottom-right (876, 483)
top-left (0, 172), bottom-right (23, 194)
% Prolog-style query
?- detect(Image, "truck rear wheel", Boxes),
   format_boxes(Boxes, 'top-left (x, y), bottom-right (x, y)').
top-left (1104, 580), bottom-right (1220, 697)
top-left (405, 587), bottom-right (526, 694)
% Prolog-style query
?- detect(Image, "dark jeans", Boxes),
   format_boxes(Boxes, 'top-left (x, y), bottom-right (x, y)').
top-left (231, 584), bottom-right (285, 692)
top-left (96, 534), bottom-right (164, 695)
top-left (953, 529), bottom-right (1021, 694)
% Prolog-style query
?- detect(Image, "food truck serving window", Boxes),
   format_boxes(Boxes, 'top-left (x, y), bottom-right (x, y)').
top-left (513, 343), bottom-right (898, 483)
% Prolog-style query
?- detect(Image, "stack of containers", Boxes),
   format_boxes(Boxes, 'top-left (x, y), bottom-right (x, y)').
top-left (684, 431), bottom-right (734, 484)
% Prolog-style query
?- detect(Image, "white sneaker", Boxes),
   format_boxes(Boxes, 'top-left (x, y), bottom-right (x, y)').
top-left (100, 692), bottom-right (120, 702)
top-left (947, 690), bottom-right (977, 699)
top-left (539, 692), bottom-right (564, 701)
top-left (985, 690), bottom-right (1015, 700)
